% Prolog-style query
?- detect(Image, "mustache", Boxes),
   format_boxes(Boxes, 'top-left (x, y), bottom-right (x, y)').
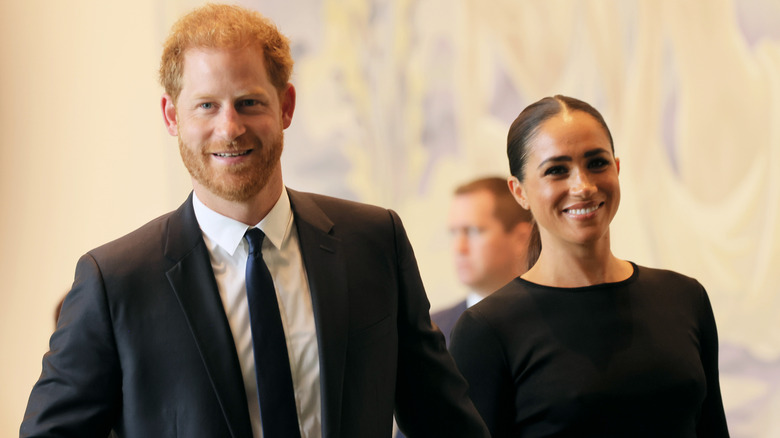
top-left (207, 135), bottom-right (259, 152)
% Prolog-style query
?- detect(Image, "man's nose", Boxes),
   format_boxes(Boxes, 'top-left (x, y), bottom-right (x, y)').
top-left (453, 232), bottom-right (469, 254)
top-left (215, 106), bottom-right (246, 141)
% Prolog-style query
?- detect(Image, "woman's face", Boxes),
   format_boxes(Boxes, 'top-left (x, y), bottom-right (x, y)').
top-left (509, 110), bottom-right (620, 249)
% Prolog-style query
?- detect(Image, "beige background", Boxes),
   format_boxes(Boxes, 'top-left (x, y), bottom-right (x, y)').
top-left (2, 0), bottom-right (779, 436)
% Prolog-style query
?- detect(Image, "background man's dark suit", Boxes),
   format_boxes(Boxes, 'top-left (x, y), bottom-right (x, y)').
top-left (432, 300), bottom-right (468, 346)
top-left (21, 189), bottom-right (487, 438)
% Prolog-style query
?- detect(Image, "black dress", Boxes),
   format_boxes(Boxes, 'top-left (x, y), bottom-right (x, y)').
top-left (450, 263), bottom-right (729, 437)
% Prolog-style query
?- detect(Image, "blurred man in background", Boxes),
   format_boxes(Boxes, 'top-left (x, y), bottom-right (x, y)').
top-left (395, 176), bottom-right (532, 438)
top-left (438, 176), bottom-right (533, 344)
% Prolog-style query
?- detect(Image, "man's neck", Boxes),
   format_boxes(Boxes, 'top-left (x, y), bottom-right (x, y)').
top-left (193, 177), bottom-right (284, 226)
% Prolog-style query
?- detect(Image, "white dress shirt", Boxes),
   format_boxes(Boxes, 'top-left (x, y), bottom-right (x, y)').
top-left (466, 291), bottom-right (485, 308)
top-left (192, 190), bottom-right (322, 438)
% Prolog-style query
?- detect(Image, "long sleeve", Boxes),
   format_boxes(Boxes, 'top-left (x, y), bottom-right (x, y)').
top-left (450, 308), bottom-right (515, 438)
top-left (695, 286), bottom-right (730, 437)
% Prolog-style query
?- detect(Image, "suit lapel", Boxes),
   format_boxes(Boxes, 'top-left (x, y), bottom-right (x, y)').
top-left (164, 194), bottom-right (253, 438)
top-left (288, 189), bottom-right (349, 438)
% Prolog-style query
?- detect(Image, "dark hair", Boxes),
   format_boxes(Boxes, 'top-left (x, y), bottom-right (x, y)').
top-left (454, 176), bottom-right (533, 231)
top-left (506, 95), bottom-right (614, 270)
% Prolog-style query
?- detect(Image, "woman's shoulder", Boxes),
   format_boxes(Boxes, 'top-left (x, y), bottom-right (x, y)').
top-left (629, 264), bottom-right (711, 310)
top-left (462, 279), bottom-right (536, 325)
top-left (451, 280), bottom-right (533, 356)
top-left (633, 264), bottom-right (704, 290)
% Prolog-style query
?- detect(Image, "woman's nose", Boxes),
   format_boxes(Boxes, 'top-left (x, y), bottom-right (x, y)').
top-left (570, 171), bottom-right (596, 197)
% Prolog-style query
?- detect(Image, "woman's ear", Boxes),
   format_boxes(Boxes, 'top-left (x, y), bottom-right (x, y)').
top-left (507, 176), bottom-right (530, 210)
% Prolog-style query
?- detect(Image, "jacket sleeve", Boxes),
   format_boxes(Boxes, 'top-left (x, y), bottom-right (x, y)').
top-left (21, 253), bottom-right (121, 437)
top-left (389, 210), bottom-right (490, 438)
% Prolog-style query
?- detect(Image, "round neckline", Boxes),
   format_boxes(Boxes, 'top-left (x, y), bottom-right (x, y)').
top-left (517, 261), bottom-right (638, 292)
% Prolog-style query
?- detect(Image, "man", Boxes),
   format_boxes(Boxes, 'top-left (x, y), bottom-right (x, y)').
top-left (20, 5), bottom-right (488, 438)
top-left (438, 176), bottom-right (533, 345)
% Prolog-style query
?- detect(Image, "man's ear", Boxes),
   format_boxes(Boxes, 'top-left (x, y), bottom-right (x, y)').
top-left (280, 83), bottom-right (296, 129)
top-left (161, 93), bottom-right (179, 136)
top-left (507, 176), bottom-right (530, 210)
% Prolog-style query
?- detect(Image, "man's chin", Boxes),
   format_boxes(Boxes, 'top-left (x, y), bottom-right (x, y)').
top-left (195, 177), bottom-right (264, 203)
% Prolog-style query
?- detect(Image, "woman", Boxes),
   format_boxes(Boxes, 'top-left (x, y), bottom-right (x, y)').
top-left (450, 95), bottom-right (729, 437)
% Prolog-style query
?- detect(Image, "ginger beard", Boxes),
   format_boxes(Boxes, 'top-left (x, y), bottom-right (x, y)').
top-left (178, 126), bottom-right (284, 203)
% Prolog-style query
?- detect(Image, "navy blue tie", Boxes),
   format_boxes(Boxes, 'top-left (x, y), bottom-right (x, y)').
top-left (244, 228), bottom-right (301, 438)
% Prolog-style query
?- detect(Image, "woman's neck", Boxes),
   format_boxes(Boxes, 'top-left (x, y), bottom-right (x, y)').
top-left (522, 236), bottom-right (633, 288)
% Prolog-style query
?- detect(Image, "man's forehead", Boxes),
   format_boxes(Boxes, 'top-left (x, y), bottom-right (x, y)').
top-left (180, 45), bottom-right (265, 66)
top-left (454, 190), bottom-right (495, 206)
top-left (177, 46), bottom-right (272, 92)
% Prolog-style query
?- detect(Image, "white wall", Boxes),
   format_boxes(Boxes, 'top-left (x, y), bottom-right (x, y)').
top-left (0, 0), bottom-right (190, 432)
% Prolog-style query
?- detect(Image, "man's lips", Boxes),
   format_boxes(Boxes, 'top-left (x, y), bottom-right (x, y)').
top-left (212, 149), bottom-right (252, 158)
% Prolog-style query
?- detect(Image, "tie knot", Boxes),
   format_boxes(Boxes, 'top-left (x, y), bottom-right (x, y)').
top-left (245, 228), bottom-right (266, 255)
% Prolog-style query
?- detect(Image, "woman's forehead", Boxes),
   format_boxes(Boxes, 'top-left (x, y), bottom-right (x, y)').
top-left (527, 113), bottom-right (611, 159)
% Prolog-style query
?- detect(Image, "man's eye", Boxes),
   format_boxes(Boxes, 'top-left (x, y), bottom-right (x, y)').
top-left (239, 99), bottom-right (259, 108)
top-left (199, 103), bottom-right (213, 109)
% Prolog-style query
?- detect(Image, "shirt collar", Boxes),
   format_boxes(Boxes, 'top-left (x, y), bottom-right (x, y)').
top-left (466, 291), bottom-right (485, 308)
top-left (192, 188), bottom-right (293, 255)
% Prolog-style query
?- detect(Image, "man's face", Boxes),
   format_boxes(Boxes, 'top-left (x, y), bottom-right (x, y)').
top-left (163, 46), bottom-right (295, 203)
top-left (448, 190), bottom-right (528, 295)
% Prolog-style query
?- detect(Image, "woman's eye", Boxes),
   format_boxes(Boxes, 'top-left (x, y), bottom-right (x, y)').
top-left (588, 158), bottom-right (609, 169)
top-left (544, 165), bottom-right (567, 176)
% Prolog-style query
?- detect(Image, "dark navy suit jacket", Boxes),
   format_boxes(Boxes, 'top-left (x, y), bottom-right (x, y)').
top-left (397, 299), bottom-right (469, 438)
top-left (21, 189), bottom-right (488, 438)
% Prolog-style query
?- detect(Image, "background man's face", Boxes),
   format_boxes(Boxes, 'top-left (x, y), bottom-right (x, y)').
top-left (448, 190), bottom-right (526, 294)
